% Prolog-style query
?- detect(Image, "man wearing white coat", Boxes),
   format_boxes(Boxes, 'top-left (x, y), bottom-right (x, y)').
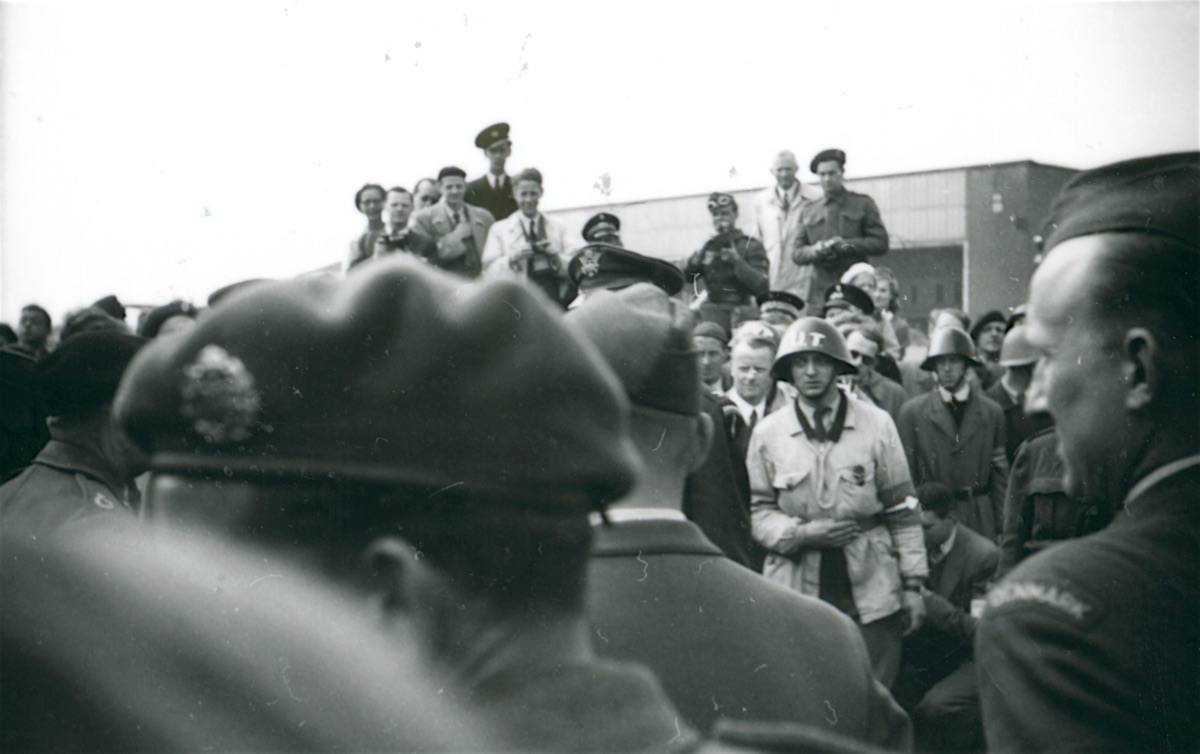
top-left (481, 168), bottom-right (575, 307)
top-left (755, 150), bottom-right (822, 301)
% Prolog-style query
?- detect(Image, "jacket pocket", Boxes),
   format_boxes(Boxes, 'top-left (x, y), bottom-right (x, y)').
top-left (834, 462), bottom-right (878, 516)
top-left (772, 467), bottom-right (813, 518)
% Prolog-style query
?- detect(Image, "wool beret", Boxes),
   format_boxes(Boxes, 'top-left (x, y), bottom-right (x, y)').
top-left (969, 310), bottom-right (1006, 341)
top-left (39, 331), bottom-right (148, 417)
top-left (91, 295), bottom-right (126, 321)
top-left (1040, 152), bottom-right (1200, 252)
top-left (115, 257), bottom-right (640, 511)
top-left (437, 166), bottom-right (467, 182)
top-left (474, 122), bottom-right (510, 150)
top-left (810, 149), bottom-right (846, 174)
top-left (692, 321), bottom-right (729, 345)
top-left (567, 284), bottom-right (700, 416)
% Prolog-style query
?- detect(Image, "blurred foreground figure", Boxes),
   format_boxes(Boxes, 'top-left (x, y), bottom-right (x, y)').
top-left (0, 524), bottom-right (490, 753)
top-left (976, 152), bottom-right (1200, 753)
top-left (114, 257), bottom-right (698, 753)
top-left (570, 286), bottom-right (912, 750)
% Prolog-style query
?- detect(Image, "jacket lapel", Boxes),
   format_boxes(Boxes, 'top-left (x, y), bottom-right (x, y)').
top-left (925, 394), bottom-right (958, 441)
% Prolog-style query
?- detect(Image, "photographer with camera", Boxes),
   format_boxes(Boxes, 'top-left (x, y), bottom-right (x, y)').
top-left (346, 187), bottom-right (437, 272)
top-left (684, 193), bottom-right (770, 332)
top-left (481, 168), bottom-right (575, 307)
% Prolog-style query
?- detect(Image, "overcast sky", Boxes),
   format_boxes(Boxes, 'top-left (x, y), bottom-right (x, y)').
top-left (2, 0), bottom-right (1197, 323)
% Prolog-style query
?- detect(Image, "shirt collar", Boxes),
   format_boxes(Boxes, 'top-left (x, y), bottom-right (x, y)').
top-left (726, 388), bottom-right (767, 424)
top-left (937, 383), bottom-right (971, 403)
top-left (796, 389), bottom-right (839, 427)
top-left (1123, 454), bottom-right (1200, 509)
top-left (776, 184), bottom-right (799, 203)
top-left (929, 525), bottom-right (958, 564)
top-left (588, 508), bottom-right (687, 526)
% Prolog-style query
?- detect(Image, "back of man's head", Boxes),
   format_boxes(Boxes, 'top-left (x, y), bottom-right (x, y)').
top-left (115, 257), bottom-right (640, 617)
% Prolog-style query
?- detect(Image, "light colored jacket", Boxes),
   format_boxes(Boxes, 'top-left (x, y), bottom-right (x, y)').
top-left (481, 212), bottom-right (574, 279)
top-left (409, 201), bottom-right (496, 278)
top-left (754, 184), bottom-right (821, 301)
top-left (747, 394), bottom-right (927, 624)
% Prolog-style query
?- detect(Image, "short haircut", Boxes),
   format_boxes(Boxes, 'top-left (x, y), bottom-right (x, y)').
top-left (223, 479), bottom-right (593, 617)
top-left (513, 167), bottom-right (543, 186)
top-left (354, 184), bottom-right (386, 211)
top-left (414, 178), bottom-right (438, 192)
top-left (916, 482), bottom-right (955, 518)
top-left (386, 186), bottom-right (412, 197)
top-left (850, 321), bottom-right (885, 352)
top-left (1088, 233), bottom-right (1199, 393)
top-left (730, 335), bottom-right (778, 357)
top-left (21, 304), bottom-right (51, 329)
top-left (437, 166), bottom-right (467, 182)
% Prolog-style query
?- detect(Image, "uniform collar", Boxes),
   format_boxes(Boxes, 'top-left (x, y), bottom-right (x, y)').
top-left (34, 439), bottom-right (128, 496)
top-left (1123, 454), bottom-right (1200, 509)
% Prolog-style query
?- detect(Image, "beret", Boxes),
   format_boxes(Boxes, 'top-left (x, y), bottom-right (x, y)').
top-left (810, 149), bottom-right (846, 174)
top-left (59, 307), bottom-right (131, 343)
top-left (139, 300), bottom-right (199, 339)
top-left (706, 193), bottom-right (738, 213)
top-left (437, 166), bottom-right (467, 182)
top-left (1040, 152), bottom-right (1200, 252)
top-left (568, 284), bottom-right (700, 416)
top-left (822, 283), bottom-right (875, 316)
top-left (569, 243), bottom-right (685, 297)
top-left (692, 321), bottom-right (729, 345)
top-left (760, 291), bottom-right (806, 316)
top-left (474, 122), bottom-right (511, 150)
top-left (115, 257), bottom-right (639, 511)
top-left (582, 212), bottom-right (621, 241)
top-left (969, 310), bottom-right (1006, 341)
top-left (39, 331), bottom-right (148, 417)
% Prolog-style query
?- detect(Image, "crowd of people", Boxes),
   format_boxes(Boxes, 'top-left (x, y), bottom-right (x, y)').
top-left (0, 131), bottom-right (1196, 754)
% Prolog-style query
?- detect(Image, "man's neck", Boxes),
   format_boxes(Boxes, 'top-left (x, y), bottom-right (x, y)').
top-left (521, 209), bottom-right (540, 221)
top-left (445, 199), bottom-right (464, 212)
top-left (489, 166), bottom-right (507, 178)
top-left (366, 217), bottom-right (384, 231)
top-left (796, 387), bottom-right (838, 412)
top-left (606, 473), bottom-right (687, 515)
top-left (452, 610), bottom-right (593, 693)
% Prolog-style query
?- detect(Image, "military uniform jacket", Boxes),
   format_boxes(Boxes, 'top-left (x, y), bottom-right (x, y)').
top-left (897, 390), bottom-right (1008, 540)
top-left (793, 191), bottom-right (888, 296)
top-left (747, 394), bottom-right (928, 625)
top-left (586, 516), bottom-right (913, 750)
top-left (984, 381), bottom-right (1054, 465)
top-left (408, 201), bottom-right (496, 278)
top-left (0, 439), bottom-right (134, 536)
top-left (464, 174), bottom-right (518, 221)
top-left (684, 230), bottom-right (770, 305)
top-left (976, 462), bottom-right (1200, 753)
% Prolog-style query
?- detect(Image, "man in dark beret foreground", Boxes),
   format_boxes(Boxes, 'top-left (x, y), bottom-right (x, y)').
top-left (0, 330), bottom-right (147, 536)
top-left (976, 152), bottom-right (1200, 752)
top-left (112, 258), bottom-right (697, 753)
top-left (570, 285), bottom-right (912, 751)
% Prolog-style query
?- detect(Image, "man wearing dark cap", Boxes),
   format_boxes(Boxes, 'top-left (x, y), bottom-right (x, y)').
top-left (567, 242), bottom-right (685, 307)
top-left (685, 192), bottom-right (770, 332)
top-left (581, 211), bottom-right (623, 247)
top-left (759, 290), bottom-right (806, 329)
top-left (0, 331), bottom-right (147, 536)
top-left (794, 150), bottom-right (889, 299)
top-left (822, 282), bottom-right (875, 319)
top-left (976, 152), bottom-right (1200, 753)
top-left (464, 122), bottom-right (518, 220)
top-left (969, 310), bottom-right (1006, 389)
top-left (113, 257), bottom-right (698, 754)
top-left (410, 166), bottom-right (496, 278)
top-left (693, 321), bottom-right (731, 396)
top-left (570, 286), bottom-right (912, 750)
top-left (4, 304), bottom-right (52, 361)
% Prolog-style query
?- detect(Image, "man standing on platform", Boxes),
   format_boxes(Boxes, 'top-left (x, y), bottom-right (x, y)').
top-left (756, 150), bottom-right (821, 301)
top-left (409, 167), bottom-right (495, 278)
top-left (794, 149), bottom-right (889, 297)
top-left (464, 122), bottom-right (518, 221)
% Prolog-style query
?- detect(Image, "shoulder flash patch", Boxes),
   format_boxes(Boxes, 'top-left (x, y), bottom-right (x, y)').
top-left (987, 580), bottom-right (1093, 621)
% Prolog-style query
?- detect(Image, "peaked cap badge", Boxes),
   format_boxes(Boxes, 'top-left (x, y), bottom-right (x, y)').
top-left (579, 247), bottom-right (602, 278)
top-left (180, 345), bottom-right (260, 445)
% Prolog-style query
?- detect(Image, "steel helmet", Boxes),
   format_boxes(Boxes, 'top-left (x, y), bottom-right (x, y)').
top-left (999, 324), bottom-right (1038, 368)
top-left (771, 317), bottom-right (858, 380)
top-left (920, 326), bottom-right (980, 371)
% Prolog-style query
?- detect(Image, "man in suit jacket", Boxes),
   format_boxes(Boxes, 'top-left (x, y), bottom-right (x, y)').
top-left (463, 122), bottom-right (518, 221)
top-left (897, 327), bottom-right (1008, 540)
top-left (755, 150), bottom-right (822, 300)
top-left (480, 168), bottom-right (574, 306)
top-left (896, 483), bottom-right (999, 753)
top-left (723, 331), bottom-right (795, 461)
top-left (568, 285), bottom-right (913, 751)
top-left (409, 166), bottom-right (495, 278)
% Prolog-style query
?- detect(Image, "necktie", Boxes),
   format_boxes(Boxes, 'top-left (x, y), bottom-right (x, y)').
top-left (452, 211), bottom-right (460, 226)
top-left (747, 410), bottom-right (759, 435)
top-left (813, 407), bottom-right (830, 441)
top-left (781, 192), bottom-right (790, 213)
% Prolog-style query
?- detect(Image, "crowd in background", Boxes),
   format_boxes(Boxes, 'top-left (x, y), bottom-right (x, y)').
top-left (0, 134), bottom-right (1196, 754)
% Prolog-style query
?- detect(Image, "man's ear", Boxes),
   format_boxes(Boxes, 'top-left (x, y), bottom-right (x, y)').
top-left (361, 536), bottom-right (448, 617)
top-left (1123, 328), bottom-right (1158, 412)
top-left (685, 412), bottom-right (715, 474)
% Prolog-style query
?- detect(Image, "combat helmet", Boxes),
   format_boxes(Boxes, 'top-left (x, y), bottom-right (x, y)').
top-left (920, 326), bottom-right (980, 371)
top-left (771, 317), bottom-right (857, 380)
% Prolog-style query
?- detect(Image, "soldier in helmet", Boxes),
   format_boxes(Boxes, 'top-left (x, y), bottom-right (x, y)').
top-left (897, 327), bottom-right (1008, 540)
top-left (747, 316), bottom-right (928, 687)
top-left (984, 324), bottom-right (1054, 464)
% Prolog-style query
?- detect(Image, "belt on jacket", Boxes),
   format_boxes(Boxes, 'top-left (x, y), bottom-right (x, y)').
top-left (952, 484), bottom-right (992, 501)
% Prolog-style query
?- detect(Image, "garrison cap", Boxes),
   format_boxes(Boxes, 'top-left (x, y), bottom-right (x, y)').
top-left (822, 283), bottom-right (875, 316)
top-left (760, 291), bottom-right (806, 319)
top-left (582, 212), bottom-right (621, 241)
top-left (1040, 152), bottom-right (1200, 252)
top-left (692, 321), bottom-right (729, 346)
top-left (115, 257), bottom-right (640, 511)
top-left (569, 243), bottom-right (685, 296)
top-left (810, 148), bottom-right (846, 174)
top-left (568, 284), bottom-right (700, 416)
top-left (38, 331), bottom-right (147, 417)
top-left (474, 122), bottom-right (511, 150)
